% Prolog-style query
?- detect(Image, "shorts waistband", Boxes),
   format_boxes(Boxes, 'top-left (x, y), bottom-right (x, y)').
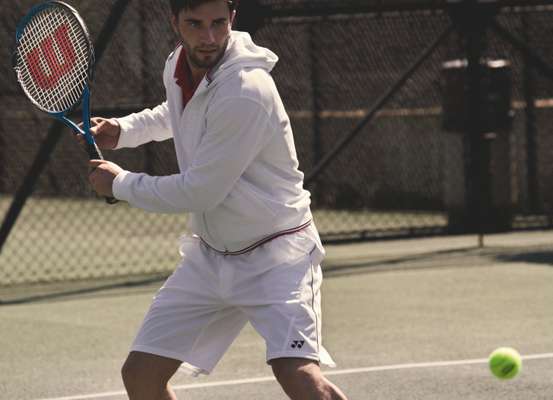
top-left (199, 220), bottom-right (312, 256)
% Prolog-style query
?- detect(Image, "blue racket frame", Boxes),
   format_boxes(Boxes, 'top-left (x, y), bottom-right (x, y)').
top-left (13, 1), bottom-right (117, 203)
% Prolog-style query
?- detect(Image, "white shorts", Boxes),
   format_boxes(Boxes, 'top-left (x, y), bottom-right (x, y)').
top-left (130, 223), bottom-right (336, 375)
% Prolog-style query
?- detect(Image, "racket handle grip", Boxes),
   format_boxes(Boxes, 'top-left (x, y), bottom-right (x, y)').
top-left (85, 140), bottom-right (104, 160)
top-left (86, 141), bottom-right (119, 205)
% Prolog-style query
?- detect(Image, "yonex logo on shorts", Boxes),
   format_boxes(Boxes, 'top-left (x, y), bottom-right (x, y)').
top-left (291, 340), bottom-right (305, 349)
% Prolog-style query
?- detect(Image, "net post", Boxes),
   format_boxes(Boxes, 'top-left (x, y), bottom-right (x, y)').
top-left (445, 1), bottom-right (490, 239)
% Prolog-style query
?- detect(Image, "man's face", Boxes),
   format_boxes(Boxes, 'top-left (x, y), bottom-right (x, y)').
top-left (172, 1), bottom-right (235, 71)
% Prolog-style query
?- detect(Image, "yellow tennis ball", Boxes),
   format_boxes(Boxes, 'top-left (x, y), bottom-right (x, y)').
top-left (489, 347), bottom-right (522, 380)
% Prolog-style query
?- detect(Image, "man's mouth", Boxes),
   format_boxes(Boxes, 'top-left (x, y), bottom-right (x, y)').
top-left (197, 48), bottom-right (217, 54)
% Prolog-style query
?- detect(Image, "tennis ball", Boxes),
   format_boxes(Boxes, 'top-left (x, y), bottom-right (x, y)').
top-left (489, 347), bottom-right (522, 380)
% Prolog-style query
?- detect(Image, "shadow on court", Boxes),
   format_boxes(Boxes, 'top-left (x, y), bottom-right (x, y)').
top-left (1, 231), bottom-right (553, 400)
top-left (497, 251), bottom-right (553, 266)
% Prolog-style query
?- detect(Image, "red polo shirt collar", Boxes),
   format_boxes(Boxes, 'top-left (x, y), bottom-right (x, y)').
top-left (173, 47), bottom-right (202, 108)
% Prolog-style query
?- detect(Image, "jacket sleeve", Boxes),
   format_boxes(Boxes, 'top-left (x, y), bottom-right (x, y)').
top-left (114, 102), bottom-right (172, 149)
top-left (112, 97), bottom-right (273, 213)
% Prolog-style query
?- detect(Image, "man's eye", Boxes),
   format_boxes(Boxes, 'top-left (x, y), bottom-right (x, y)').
top-left (188, 21), bottom-right (200, 28)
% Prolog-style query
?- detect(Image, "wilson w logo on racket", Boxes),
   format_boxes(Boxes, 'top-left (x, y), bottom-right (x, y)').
top-left (13, 1), bottom-right (116, 204)
top-left (26, 24), bottom-right (77, 90)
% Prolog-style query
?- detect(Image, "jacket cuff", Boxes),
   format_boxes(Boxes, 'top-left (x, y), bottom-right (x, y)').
top-left (112, 170), bottom-right (134, 201)
top-left (114, 116), bottom-right (136, 149)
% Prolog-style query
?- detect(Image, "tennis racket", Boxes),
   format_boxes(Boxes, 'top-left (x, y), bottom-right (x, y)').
top-left (13, 1), bottom-right (117, 204)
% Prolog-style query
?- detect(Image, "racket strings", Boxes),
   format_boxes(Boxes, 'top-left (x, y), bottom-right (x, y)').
top-left (16, 8), bottom-right (90, 113)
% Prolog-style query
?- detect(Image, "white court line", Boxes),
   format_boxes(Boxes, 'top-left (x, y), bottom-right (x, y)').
top-left (35, 353), bottom-right (553, 400)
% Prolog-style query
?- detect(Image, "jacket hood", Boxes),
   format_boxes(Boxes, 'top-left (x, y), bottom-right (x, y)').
top-left (207, 31), bottom-right (278, 83)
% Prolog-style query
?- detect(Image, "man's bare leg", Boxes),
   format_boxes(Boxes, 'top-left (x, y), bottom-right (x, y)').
top-left (121, 351), bottom-right (182, 400)
top-left (270, 358), bottom-right (348, 400)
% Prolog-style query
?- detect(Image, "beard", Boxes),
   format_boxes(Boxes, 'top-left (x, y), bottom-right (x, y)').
top-left (184, 36), bottom-right (229, 70)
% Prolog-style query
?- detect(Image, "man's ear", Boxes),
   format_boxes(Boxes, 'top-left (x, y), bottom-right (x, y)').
top-left (171, 14), bottom-right (179, 35)
top-left (230, 9), bottom-right (237, 27)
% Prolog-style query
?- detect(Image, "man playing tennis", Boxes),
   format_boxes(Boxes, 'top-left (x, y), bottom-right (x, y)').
top-left (87, 0), bottom-right (347, 399)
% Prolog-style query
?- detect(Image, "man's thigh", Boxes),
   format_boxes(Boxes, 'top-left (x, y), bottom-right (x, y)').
top-left (131, 239), bottom-right (248, 375)
top-left (231, 236), bottom-right (335, 367)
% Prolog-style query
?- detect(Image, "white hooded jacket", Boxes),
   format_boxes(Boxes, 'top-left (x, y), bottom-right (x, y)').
top-left (112, 31), bottom-right (313, 252)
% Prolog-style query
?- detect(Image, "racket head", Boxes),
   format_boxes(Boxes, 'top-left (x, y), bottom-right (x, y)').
top-left (13, 1), bottom-right (94, 115)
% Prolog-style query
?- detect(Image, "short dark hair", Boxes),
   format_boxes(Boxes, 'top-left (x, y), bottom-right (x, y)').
top-left (169, 0), bottom-right (235, 16)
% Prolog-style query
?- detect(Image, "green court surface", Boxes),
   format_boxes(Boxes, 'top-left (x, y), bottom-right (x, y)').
top-left (1, 231), bottom-right (553, 399)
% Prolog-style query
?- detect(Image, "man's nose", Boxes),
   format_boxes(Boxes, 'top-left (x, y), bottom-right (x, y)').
top-left (201, 27), bottom-right (216, 44)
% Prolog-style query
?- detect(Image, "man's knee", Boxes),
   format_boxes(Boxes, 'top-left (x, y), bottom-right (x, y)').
top-left (121, 352), bottom-right (180, 389)
top-left (121, 353), bottom-right (141, 385)
top-left (271, 359), bottom-right (328, 395)
top-left (270, 358), bottom-right (347, 400)
top-left (271, 358), bottom-right (320, 384)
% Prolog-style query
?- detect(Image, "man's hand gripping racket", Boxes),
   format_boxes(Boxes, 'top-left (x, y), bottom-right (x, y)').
top-left (13, 1), bottom-right (118, 204)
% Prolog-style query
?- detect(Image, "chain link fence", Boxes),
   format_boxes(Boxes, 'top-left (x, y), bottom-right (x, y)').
top-left (1, 1), bottom-right (553, 287)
